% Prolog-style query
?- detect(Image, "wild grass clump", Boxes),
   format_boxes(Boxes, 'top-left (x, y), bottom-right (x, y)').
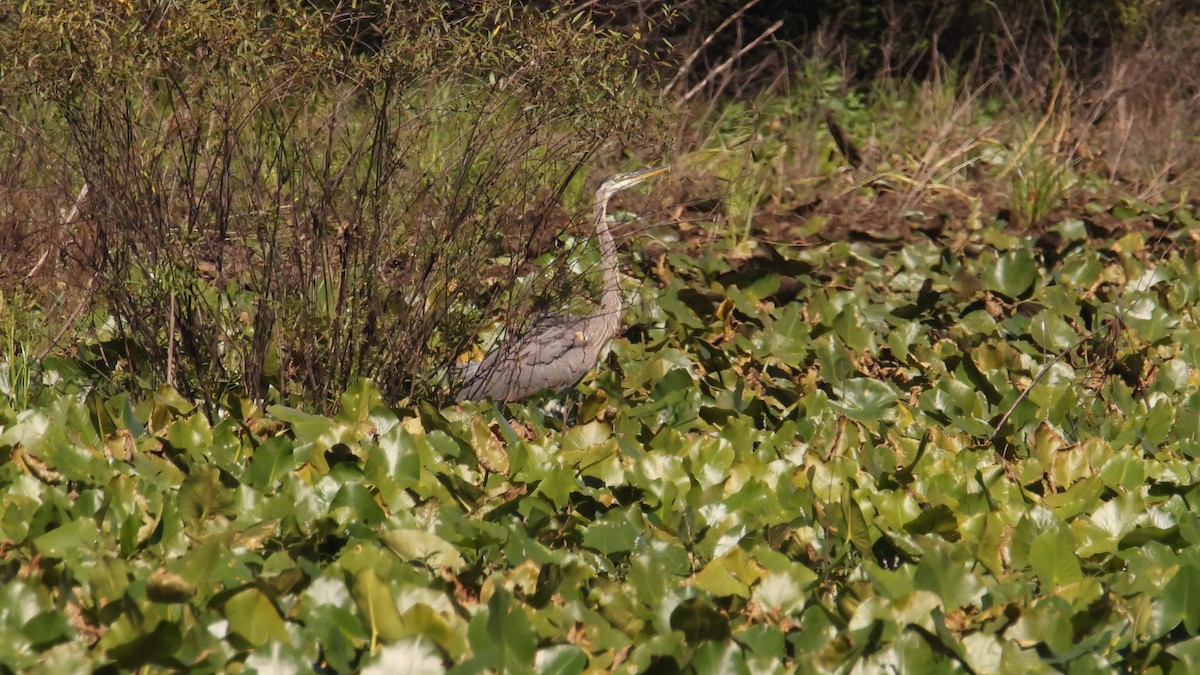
top-left (1, 1), bottom-right (666, 408)
top-left (676, 13), bottom-right (1198, 244)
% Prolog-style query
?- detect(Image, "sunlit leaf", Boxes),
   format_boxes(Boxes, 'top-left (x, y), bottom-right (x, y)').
top-left (1029, 531), bottom-right (1084, 587)
top-left (353, 568), bottom-right (407, 645)
top-left (226, 588), bottom-right (289, 647)
top-left (982, 250), bottom-right (1037, 298)
top-left (831, 378), bottom-right (900, 423)
top-left (1162, 565), bottom-right (1200, 635)
top-left (379, 529), bottom-right (466, 571)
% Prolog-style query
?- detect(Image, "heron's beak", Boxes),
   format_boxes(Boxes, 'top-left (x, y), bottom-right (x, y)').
top-left (633, 166), bottom-right (670, 180)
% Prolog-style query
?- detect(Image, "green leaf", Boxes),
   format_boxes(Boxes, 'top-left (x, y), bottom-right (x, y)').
top-left (167, 412), bottom-right (213, 457)
top-left (246, 435), bottom-right (296, 489)
top-left (177, 465), bottom-right (235, 523)
top-left (831, 378), bottom-right (899, 423)
top-left (379, 529), bottom-right (465, 572)
top-left (1029, 311), bottom-right (1077, 352)
top-left (1029, 530), bottom-right (1083, 587)
top-left (467, 588), bottom-right (537, 671)
top-left (353, 568), bottom-right (406, 644)
top-left (982, 250), bottom-right (1037, 298)
top-left (692, 548), bottom-right (764, 598)
top-left (839, 491), bottom-right (874, 559)
top-left (267, 404), bottom-right (336, 445)
top-left (534, 645), bottom-right (587, 675)
top-left (582, 510), bottom-right (640, 556)
top-left (1007, 596), bottom-right (1075, 656)
top-left (226, 588), bottom-right (289, 647)
top-left (338, 379), bottom-right (383, 423)
top-left (561, 422), bottom-right (611, 453)
top-left (33, 518), bottom-right (97, 560)
top-left (21, 610), bottom-right (74, 648)
top-left (691, 640), bottom-right (749, 675)
top-left (914, 543), bottom-right (982, 610)
top-left (1162, 564), bottom-right (1200, 635)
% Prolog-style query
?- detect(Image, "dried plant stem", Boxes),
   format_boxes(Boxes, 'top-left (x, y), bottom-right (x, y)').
top-left (663, 0), bottom-right (764, 95)
top-left (991, 334), bottom-right (1087, 439)
top-left (683, 19), bottom-right (783, 102)
top-left (998, 78), bottom-right (1062, 180)
top-left (167, 292), bottom-right (176, 387)
top-left (37, 280), bottom-right (94, 360)
top-left (27, 182), bottom-right (89, 279)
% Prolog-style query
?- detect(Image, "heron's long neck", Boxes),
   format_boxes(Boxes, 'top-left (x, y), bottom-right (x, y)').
top-left (594, 199), bottom-right (622, 320)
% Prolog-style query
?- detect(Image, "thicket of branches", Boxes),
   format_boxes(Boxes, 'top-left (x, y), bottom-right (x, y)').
top-left (1, 1), bottom-right (665, 407)
top-left (566, 0), bottom-right (1196, 96)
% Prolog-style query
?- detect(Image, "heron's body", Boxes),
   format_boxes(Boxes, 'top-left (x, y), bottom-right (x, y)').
top-left (455, 166), bottom-right (667, 403)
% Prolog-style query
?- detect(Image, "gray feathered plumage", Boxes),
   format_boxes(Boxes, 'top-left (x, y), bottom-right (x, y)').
top-left (455, 167), bottom-right (668, 402)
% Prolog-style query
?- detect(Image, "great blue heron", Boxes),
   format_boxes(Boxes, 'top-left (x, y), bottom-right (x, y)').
top-left (455, 166), bottom-right (670, 402)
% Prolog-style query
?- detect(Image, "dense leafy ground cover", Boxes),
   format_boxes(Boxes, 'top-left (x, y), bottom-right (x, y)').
top-left (3, 194), bottom-right (1200, 672)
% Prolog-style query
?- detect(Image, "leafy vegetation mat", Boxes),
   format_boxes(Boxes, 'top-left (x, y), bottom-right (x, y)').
top-left (3, 207), bottom-right (1200, 672)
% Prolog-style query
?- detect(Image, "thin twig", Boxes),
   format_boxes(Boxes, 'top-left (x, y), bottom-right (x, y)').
top-left (38, 281), bottom-right (94, 360)
top-left (167, 292), bottom-right (176, 387)
top-left (27, 182), bottom-right (89, 279)
top-left (662, 0), bottom-right (764, 95)
top-left (683, 20), bottom-right (783, 102)
top-left (990, 334), bottom-right (1088, 439)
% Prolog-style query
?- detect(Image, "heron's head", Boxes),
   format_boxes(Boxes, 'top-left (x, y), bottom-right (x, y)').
top-left (596, 166), bottom-right (670, 203)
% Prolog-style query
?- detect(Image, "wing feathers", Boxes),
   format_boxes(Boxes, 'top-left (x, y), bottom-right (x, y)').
top-left (455, 314), bottom-right (601, 402)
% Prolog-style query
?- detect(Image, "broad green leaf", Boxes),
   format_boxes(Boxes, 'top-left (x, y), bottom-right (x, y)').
top-left (582, 510), bottom-right (641, 556)
top-left (33, 518), bottom-right (97, 560)
top-left (914, 543), bottom-right (983, 610)
top-left (353, 568), bottom-right (407, 644)
top-left (338, 379), bottom-right (383, 423)
top-left (814, 335), bottom-right (854, 382)
top-left (734, 623), bottom-right (786, 660)
top-left (21, 610), bottom-right (74, 647)
top-left (1099, 452), bottom-right (1145, 490)
top-left (561, 421), bottom-right (611, 453)
top-left (466, 588), bottom-right (537, 671)
top-left (1007, 596), bottom-right (1076, 656)
top-left (226, 588), bottom-right (289, 647)
top-left (379, 529), bottom-right (465, 571)
top-left (534, 645), bottom-right (587, 675)
top-left (1029, 530), bottom-right (1083, 586)
top-left (831, 378), bottom-right (899, 423)
top-left (691, 641), bottom-right (749, 675)
top-left (1162, 564), bottom-right (1200, 635)
top-left (167, 412), bottom-right (213, 458)
top-left (246, 435), bottom-right (296, 489)
top-left (982, 250), bottom-right (1038, 298)
top-left (1029, 311), bottom-right (1077, 352)
top-left (177, 465), bottom-right (236, 523)
top-left (840, 492), bottom-right (874, 559)
top-left (692, 548), bottom-right (764, 598)
top-left (267, 404), bottom-right (336, 445)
